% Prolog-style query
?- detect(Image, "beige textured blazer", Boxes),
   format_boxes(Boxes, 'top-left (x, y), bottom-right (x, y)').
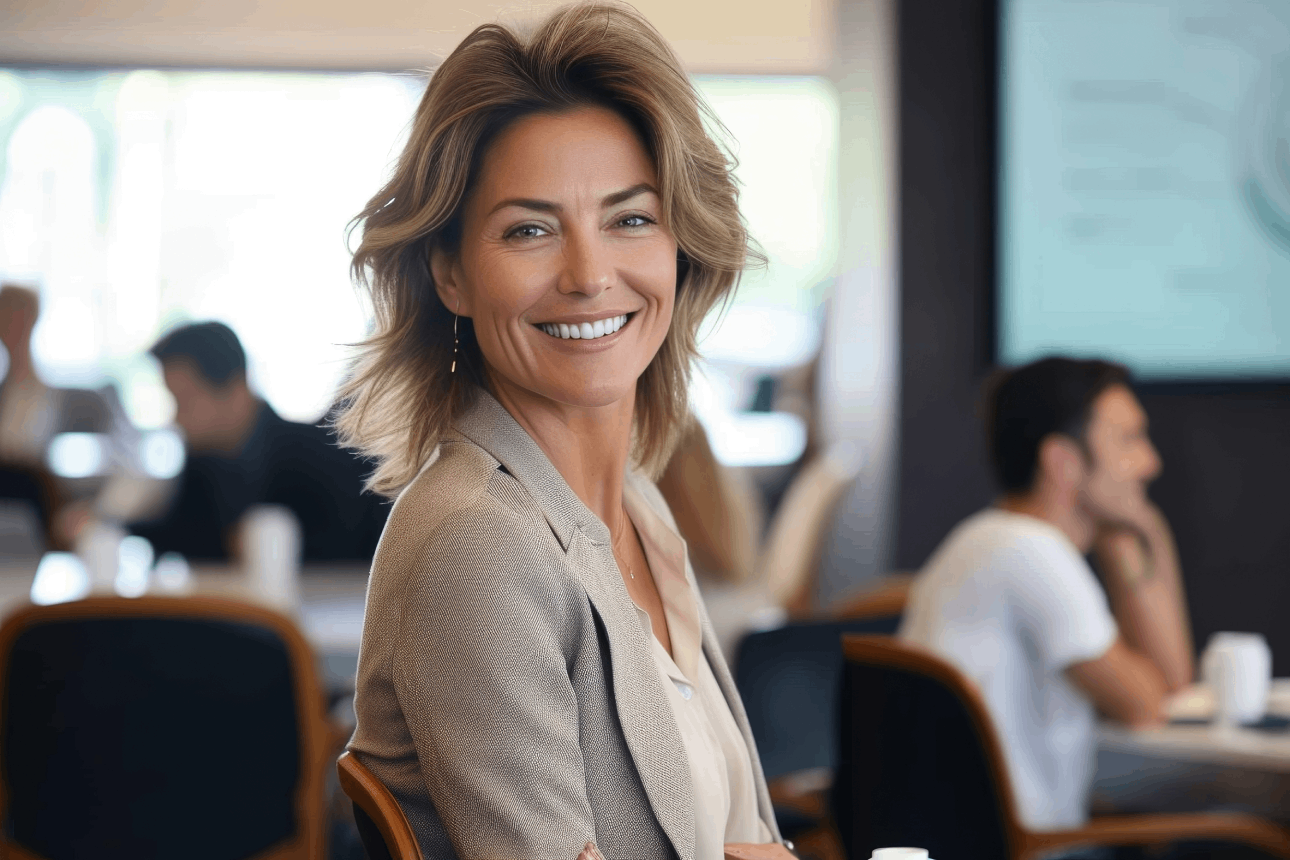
top-left (349, 392), bottom-right (782, 860)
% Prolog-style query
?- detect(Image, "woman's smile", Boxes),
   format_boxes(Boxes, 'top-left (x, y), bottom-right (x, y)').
top-left (536, 312), bottom-right (632, 341)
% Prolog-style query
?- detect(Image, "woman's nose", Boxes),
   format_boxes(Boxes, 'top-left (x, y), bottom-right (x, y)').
top-left (559, 231), bottom-right (612, 297)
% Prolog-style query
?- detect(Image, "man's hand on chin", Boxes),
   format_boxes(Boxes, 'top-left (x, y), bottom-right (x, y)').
top-left (1093, 497), bottom-right (1171, 586)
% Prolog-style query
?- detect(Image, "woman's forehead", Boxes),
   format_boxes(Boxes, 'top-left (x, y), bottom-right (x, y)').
top-left (470, 107), bottom-right (658, 209)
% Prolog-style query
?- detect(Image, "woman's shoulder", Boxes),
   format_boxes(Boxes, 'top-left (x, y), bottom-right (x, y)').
top-left (362, 437), bottom-right (590, 675)
top-left (380, 435), bottom-right (548, 548)
top-left (371, 435), bottom-right (572, 601)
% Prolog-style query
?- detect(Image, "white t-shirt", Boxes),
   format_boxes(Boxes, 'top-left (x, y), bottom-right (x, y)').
top-left (899, 508), bottom-right (1118, 831)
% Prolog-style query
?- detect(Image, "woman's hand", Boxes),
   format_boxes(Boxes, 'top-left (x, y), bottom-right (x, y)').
top-left (578, 842), bottom-right (606, 860)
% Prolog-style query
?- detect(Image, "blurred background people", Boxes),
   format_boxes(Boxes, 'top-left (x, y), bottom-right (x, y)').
top-left (899, 357), bottom-right (1194, 833)
top-left (0, 283), bottom-right (119, 469)
top-left (0, 282), bottom-right (130, 552)
top-left (128, 321), bottom-right (386, 562)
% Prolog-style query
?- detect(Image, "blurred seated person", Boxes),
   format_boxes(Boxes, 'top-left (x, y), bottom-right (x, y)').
top-left (658, 417), bottom-right (762, 587)
top-left (0, 283), bottom-right (119, 468)
top-left (128, 321), bottom-right (386, 562)
top-left (0, 283), bottom-right (126, 547)
top-left (658, 419), bottom-right (771, 657)
top-left (900, 357), bottom-right (1193, 833)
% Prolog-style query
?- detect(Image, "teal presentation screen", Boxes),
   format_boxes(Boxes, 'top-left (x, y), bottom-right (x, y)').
top-left (998, 0), bottom-right (1290, 379)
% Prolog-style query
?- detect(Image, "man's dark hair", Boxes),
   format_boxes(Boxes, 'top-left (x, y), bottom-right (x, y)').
top-left (984, 356), bottom-right (1131, 493)
top-left (150, 322), bottom-right (247, 389)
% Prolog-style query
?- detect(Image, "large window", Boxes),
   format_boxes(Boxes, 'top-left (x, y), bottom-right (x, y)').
top-left (0, 69), bottom-right (422, 425)
top-left (0, 69), bottom-right (837, 456)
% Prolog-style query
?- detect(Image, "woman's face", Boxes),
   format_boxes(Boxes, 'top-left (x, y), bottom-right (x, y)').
top-left (433, 106), bottom-right (678, 415)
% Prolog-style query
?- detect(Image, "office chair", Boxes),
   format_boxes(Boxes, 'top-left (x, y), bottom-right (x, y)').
top-left (834, 635), bottom-right (1290, 860)
top-left (0, 596), bottom-right (336, 860)
top-left (734, 616), bottom-right (901, 854)
top-left (336, 750), bottom-right (423, 860)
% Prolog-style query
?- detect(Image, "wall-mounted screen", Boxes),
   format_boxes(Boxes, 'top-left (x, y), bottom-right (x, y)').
top-left (998, 0), bottom-right (1290, 379)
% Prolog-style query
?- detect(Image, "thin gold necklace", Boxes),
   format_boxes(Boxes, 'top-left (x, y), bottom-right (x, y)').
top-left (611, 510), bottom-right (635, 580)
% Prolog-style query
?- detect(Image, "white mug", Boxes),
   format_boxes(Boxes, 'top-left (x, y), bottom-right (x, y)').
top-left (74, 520), bottom-right (126, 593)
top-left (239, 505), bottom-right (302, 609)
top-left (1202, 632), bottom-right (1271, 726)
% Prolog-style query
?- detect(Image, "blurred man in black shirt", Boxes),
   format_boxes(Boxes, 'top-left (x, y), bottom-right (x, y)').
top-left (130, 322), bottom-right (386, 562)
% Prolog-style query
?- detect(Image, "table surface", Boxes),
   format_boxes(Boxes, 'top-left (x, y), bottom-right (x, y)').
top-left (6, 556), bottom-right (1289, 777)
top-left (0, 559), bottom-right (370, 657)
top-left (1098, 679), bottom-right (1290, 772)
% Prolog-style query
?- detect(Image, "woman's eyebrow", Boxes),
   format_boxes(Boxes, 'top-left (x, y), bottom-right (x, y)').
top-left (487, 183), bottom-right (658, 217)
top-left (488, 197), bottom-right (559, 216)
top-left (601, 183), bottom-right (658, 208)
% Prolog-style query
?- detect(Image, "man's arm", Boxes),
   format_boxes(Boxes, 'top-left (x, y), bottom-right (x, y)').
top-left (1067, 636), bottom-right (1168, 727)
top-left (1093, 503), bottom-right (1195, 692)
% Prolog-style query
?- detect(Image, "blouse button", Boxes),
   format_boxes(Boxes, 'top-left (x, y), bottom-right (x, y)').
top-left (674, 681), bottom-right (693, 700)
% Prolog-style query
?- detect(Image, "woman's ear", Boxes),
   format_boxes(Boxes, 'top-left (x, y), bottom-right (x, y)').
top-left (430, 245), bottom-right (469, 316)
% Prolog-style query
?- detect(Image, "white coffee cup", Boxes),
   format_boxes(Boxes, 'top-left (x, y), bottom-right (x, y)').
top-left (871, 850), bottom-right (931, 860)
top-left (239, 505), bottom-right (302, 609)
top-left (1201, 632), bottom-right (1271, 726)
top-left (74, 519), bottom-right (126, 593)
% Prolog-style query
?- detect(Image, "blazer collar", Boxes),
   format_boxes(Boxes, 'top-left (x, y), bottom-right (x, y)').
top-left (451, 390), bottom-right (609, 550)
top-left (451, 390), bottom-right (699, 857)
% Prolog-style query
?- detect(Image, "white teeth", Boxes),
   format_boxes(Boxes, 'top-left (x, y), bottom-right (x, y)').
top-left (539, 314), bottom-right (629, 340)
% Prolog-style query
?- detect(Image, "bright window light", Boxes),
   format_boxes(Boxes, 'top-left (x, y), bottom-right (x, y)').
top-left (139, 429), bottom-right (185, 479)
top-left (0, 68), bottom-right (423, 424)
top-left (47, 432), bottom-right (107, 478)
top-left (706, 412), bottom-right (809, 468)
top-left (30, 552), bottom-right (89, 605)
top-left (115, 534), bottom-right (154, 598)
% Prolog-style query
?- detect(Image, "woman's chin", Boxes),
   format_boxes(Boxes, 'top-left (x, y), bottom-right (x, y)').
top-left (549, 386), bottom-right (637, 411)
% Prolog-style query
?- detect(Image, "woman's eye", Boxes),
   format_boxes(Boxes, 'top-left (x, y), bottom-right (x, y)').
top-left (507, 224), bottom-right (548, 240)
top-left (617, 215), bottom-right (654, 229)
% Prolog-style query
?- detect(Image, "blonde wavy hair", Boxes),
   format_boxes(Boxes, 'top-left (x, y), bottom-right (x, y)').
top-left (336, 2), bottom-right (757, 496)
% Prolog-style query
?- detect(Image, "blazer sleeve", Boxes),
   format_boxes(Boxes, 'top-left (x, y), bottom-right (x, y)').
top-left (392, 504), bottom-right (597, 860)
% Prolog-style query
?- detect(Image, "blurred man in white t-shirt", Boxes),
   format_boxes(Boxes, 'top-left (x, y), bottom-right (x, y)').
top-left (900, 357), bottom-right (1193, 832)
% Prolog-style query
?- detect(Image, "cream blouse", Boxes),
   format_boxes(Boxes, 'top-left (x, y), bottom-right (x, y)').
top-left (624, 482), bottom-right (775, 860)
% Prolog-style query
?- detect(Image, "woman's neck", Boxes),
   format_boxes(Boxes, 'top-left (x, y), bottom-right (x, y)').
top-left (487, 373), bottom-right (636, 531)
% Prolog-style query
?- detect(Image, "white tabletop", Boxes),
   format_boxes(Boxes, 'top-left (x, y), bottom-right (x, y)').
top-left (1098, 680), bottom-right (1290, 772)
top-left (0, 559), bottom-right (370, 656)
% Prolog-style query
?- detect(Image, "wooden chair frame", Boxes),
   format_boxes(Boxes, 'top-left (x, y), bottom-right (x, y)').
top-left (336, 751), bottom-right (423, 860)
top-left (0, 595), bottom-right (336, 860)
top-left (842, 635), bottom-right (1290, 860)
top-left (829, 573), bottom-right (914, 622)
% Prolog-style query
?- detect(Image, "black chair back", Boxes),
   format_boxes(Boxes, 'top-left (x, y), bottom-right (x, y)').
top-left (832, 635), bottom-right (1016, 860)
top-left (353, 803), bottom-right (396, 860)
top-left (733, 616), bottom-right (901, 781)
top-left (0, 600), bottom-right (308, 860)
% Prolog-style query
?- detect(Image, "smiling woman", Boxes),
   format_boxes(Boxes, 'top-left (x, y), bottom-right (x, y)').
top-left (338, 4), bottom-right (790, 860)
top-left (430, 107), bottom-right (678, 431)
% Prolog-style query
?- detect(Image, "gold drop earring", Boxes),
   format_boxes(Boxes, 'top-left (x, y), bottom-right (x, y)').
top-left (451, 299), bottom-right (459, 374)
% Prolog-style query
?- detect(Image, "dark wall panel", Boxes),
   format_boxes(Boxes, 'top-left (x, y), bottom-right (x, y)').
top-left (1140, 388), bottom-right (1290, 672)
top-left (895, 0), bottom-right (998, 570)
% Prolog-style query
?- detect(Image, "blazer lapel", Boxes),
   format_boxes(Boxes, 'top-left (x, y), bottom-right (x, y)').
top-left (696, 598), bottom-right (782, 843)
top-left (454, 393), bottom-right (698, 859)
top-left (572, 529), bottom-right (698, 860)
